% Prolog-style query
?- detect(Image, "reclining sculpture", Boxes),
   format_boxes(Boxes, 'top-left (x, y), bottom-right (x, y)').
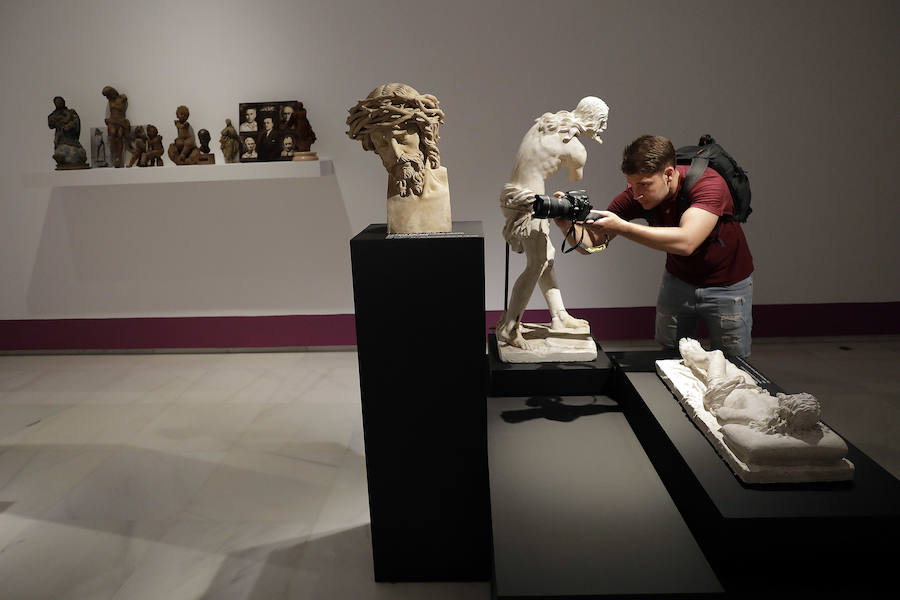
top-left (656, 338), bottom-right (853, 483)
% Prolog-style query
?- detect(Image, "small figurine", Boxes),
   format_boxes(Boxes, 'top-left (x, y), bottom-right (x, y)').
top-left (127, 125), bottom-right (146, 168)
top-left (197, 128), bottom-right (215, 164)
top-left (47, 96), bottom-right (89, 170)
top-left (92, 128), bottom-right (109, 167)
top-left (292, 102), bottom-right (317, 154)
top-left (141, 124), bottom-right (164, 166)
top-left (167, 105), bottom-right (200, 165)
top-left (219, 118), bottom-right (240, 163)
top-left (102, 86), bottom-right (130, 168)
top-left (197, 129), bottom-right (211, 154)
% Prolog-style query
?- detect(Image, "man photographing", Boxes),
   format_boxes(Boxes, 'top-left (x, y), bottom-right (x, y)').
top-left (557, 135), bottom-right (754, 357)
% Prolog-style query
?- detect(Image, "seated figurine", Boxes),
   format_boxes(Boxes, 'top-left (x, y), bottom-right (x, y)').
top-left (167, 105), bottom-right (200, 165)
top-left (141, 124), bottom-right (164, 166)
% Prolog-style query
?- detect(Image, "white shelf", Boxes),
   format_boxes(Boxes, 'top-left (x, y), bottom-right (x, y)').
top-left (24, 158), bottom-right (334, 188)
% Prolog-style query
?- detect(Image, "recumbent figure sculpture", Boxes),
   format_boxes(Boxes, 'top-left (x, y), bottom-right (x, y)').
top-left (496, 97), bottom-right (609, 355)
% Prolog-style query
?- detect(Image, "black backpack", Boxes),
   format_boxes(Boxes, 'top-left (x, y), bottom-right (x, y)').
top-left (645, 135), bottom-right (751, 232)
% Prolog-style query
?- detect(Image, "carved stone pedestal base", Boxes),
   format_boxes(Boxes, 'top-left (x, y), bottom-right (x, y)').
top-left (292, 151), bottom-right (318, 161)
top-left (198, 153), bottom-right (215, 165)
top-left (497, 322), bottom-right (597, 363)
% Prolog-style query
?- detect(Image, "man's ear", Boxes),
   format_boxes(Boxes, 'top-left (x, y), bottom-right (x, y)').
top-left (664, 166), bottom-right (676, 182)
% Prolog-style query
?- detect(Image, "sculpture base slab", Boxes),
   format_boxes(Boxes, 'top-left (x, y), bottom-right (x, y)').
top-left (488, 334), bottom-right (611, 397)
top-left (496, 322), bottom-right (597, 363)
top-left (292, 151), bottom-right (318, 161)
top-left (656, 359), bottom-right (853, 484)
top-left (55, 163), bottom-right (90, 170)
top-left (609, 350), bottom-right (900, 593)
top-left (198, 153), bottom-right (215, 165)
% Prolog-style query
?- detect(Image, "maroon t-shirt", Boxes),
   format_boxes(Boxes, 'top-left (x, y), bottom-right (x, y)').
top-left (607, 165), bottom-right (754, 286)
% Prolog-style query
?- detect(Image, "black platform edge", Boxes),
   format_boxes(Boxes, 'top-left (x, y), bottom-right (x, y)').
top-left (487, 334), bottom-right (612, 397)
top-left (609, 351), bottom-right (900, 594)
top-left (494, 594), bottom-right (724, 600)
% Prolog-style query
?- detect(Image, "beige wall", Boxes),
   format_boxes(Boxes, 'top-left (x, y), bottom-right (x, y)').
top-left (1, 0), bottom-right (897, 320)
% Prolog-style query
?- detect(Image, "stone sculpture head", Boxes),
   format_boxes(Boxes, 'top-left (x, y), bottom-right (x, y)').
top-left (346, 83), bottom-right (445, 198)
top-left (175, 105), bottom-right (190, 123)
top-left (147, 124), bottom-right (159, 138)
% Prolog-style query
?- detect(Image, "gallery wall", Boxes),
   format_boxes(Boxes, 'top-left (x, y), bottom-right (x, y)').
top-left (1, 0), bottom-right (897, 339)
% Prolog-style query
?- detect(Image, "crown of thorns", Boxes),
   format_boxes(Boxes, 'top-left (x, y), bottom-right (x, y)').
top-left (346, 92), bottom-right (444, 141)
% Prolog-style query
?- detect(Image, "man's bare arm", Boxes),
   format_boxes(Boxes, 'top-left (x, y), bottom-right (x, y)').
top-left (582, 207), bottom-right (719, 256)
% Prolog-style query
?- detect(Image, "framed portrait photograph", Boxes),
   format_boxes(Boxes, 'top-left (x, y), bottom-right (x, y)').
top-left (238, 101), bottom-right (315, 163)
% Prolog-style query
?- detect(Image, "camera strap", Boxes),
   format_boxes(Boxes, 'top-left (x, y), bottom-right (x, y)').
top-left (561, 223), bottom-right (585, 254)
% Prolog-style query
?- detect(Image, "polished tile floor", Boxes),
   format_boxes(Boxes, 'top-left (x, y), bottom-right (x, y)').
top-left (0, 337), bottom-right (897, 599)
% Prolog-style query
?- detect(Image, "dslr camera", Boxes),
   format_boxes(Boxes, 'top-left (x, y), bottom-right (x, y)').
top-left (532, 190), bottom-right (593, 222)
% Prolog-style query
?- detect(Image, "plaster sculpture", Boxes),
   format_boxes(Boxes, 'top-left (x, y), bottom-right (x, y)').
top-left (142, 124), bottom-right (164, 166)
top-left (219, 119), bottom-right (240, 163)
top-left (346, 83), bottom-right (450, 233)
top-left (495, 97), bottom-right (609, 362)
top-left (168, 105), bottom-right (200, 165)
top-left (101, 86), bottom-right (129, 168)
top-left (656, 338), bottom-right (854, 483)
top-left (47, 96), bottom-right (89, 170)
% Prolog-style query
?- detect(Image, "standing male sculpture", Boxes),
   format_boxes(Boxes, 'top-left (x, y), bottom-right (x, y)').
top-left (101, 86), bottom-right (129, 168)
top-left (496, 97), bottom-right (609, 355)
top-left (346, 83), bottom-right (450, 233)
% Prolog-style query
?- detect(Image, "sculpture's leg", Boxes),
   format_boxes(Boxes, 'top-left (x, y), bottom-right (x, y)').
top-left (540, 269), bottom-right (588, 331)
top-left (535, 226), bottom-right (588, 330)
top-left (497, 232), bottom-right (550, 350)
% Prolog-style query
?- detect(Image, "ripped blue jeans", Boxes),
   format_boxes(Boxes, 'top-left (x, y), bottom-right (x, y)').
top-left (655, 271), bottom-right (753, 357)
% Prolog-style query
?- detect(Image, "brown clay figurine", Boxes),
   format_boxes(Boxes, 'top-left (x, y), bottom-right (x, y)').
top-left (127, 125), bottom-right (146, 167)
top-left (102, 86), bottom-right (130, 168)
top-left (142, 124), bottom-right (164, 166)
top-left (167, 105), bottom-right (200, 165)
top-left (219, 119), bottom-right (240, 163)
top-left (48, 96), bottom-right (89, 170)
top-left (292, 102), bottom-right (317, 153)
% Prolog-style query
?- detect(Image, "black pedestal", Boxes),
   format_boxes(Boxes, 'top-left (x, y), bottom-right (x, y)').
top-left (487, 334), bottom-right (611, 397)
top-left (611, 351), bottom-right (900, 594)
top-left (350, 222), bottom-right (491, 582)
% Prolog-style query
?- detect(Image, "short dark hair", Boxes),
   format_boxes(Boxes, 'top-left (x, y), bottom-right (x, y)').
top-left (621, 135), bottom-right (675, 175)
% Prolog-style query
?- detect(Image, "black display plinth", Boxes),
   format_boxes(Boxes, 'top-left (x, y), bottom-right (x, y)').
top-left (350, 222), bottom-right (491, 582)
top-left (487, 334), bottom-right (612, 397)
top-left (488, 393), bottom-right (723, 599)
top-left (611, 351), bottom-right (900, 594)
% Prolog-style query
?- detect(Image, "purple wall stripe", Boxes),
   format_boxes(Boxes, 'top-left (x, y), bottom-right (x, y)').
top-left (1, 302), bottom-right (897, 351)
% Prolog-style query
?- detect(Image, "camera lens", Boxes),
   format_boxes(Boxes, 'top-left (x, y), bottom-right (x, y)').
top-left (532, 194), bottom-right (568, 219)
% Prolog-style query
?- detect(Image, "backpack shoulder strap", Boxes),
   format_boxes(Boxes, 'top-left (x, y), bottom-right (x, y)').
top-left (678, 155), bottom-right (708, 208)
top-left (679, 155), bottom-right (726, 246)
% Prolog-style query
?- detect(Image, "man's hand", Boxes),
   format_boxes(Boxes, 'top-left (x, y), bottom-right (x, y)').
top-left (582, 210), bottom-right (625, 233)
